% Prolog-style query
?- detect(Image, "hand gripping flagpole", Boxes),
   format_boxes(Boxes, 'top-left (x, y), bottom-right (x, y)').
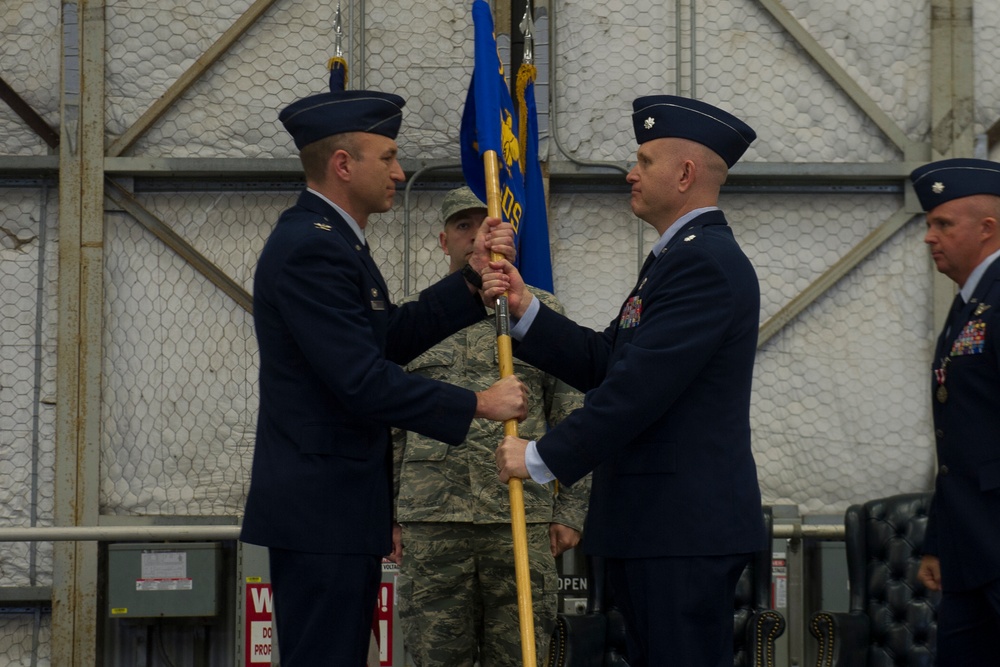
top-left (483, 149), bottom-right (537, 667)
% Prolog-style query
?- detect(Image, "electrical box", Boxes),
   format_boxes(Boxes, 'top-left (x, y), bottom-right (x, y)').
top-left (107, 542), bottom-right (221, 618)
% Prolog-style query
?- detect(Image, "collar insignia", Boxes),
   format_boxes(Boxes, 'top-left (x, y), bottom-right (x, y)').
top-left (684, 234), bottom-right (696, 242)
top-left (314, 222), bottom-right (332, 231)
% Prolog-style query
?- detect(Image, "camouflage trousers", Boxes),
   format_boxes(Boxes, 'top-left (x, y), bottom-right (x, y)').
top-left (397, 522), bottom-right (558, 667)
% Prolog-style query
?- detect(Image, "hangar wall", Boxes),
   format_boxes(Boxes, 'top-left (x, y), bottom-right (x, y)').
top-left (2, 0), bottom-right (998, 662)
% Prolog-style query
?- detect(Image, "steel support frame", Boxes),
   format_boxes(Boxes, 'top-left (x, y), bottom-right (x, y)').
top-left (930, 0), bottom-right (975, 326)
top-left (53, 1), bottom-right (105, 664)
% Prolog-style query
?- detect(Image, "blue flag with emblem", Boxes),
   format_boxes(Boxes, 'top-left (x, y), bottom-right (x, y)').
top-left (460, 0), bottom-right (527, 261)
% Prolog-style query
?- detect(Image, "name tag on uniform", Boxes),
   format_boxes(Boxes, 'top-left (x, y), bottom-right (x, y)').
top-left (369, 287), bottom-right (385, 311)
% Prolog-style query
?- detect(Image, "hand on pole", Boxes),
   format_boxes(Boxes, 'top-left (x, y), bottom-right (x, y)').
top-left (470, 216), bottom-right (515, 272)
top-left (475, 375), bottom-right (529, 422)
top-left (495, 435), bottom-right (530, 483)
top-left (482, 258), bottom-right (533, 318)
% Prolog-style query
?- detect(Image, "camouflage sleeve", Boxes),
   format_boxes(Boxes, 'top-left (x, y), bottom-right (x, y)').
top-left (532, 288), bottom-right (592, 533)
top-left (392, 426), bottom-right (406, 507)
top-left (547, 373), bottom-right (591, 531)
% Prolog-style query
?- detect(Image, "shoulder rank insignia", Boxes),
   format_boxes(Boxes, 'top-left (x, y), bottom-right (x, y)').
top-left (314, 222), bottom-right (331, 231)
top-left (975, 303), bottom-right (991, 316)
top-left (684, 234), bottom-right (696, 242)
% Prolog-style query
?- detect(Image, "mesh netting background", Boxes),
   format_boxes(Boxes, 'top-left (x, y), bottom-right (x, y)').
top-left (4, 0), bottom-right (1000, 660)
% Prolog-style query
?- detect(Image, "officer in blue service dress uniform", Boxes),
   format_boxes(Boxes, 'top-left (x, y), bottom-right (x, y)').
top-left (493, 95), bottom-right (766, 667)
top-left (910, 158), bottom-right (1000, 667)
top-left (240, 85), bottom-right (526, 666)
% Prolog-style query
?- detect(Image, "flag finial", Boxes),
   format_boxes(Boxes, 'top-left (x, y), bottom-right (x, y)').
top-left (327, 2), bottom-right (348, 91)
top-left (520, 6), bottom-right (535, 66)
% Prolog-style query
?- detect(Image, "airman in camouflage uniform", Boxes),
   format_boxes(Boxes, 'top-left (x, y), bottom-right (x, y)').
top-left (394, 187), bottom-right (590, 667)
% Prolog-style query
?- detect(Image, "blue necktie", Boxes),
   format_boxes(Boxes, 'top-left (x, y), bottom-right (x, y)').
top-left (944, 293), bottom-right (964, 339)
top-left (638, 251), bottom-right (656, 281)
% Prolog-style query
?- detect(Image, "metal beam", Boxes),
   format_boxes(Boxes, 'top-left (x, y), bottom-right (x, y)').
top-left (0, 155), bottom-right (928, 184)
top-left (93, 157), bottom-right (919, 183)
top-left (0, 521), bottom-right (843, 542)
top-left (758, 208), bottom-right (917, 347)
top-left (0, 525), bottom-right (242, 542)
top-left (754, 0), bottom-right (922, 159)
top-left (0, 587), bottom-right (53, 603)
top-left (929, 0), bottom-right (975, 338)
top-left (930, 0), bottom-right (974, 160)
top-left (0, 76), bottom-right (60, 148)
top-left (54, 1), bottom-right (104, 664)
top-left (104, 178), bottom-right (254, 313)
top-left (106, 0), bottom-right (281, 157)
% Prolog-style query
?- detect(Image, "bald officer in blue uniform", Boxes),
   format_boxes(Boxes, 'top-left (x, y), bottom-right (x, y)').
top-left (240, 87), bottom-right (527, 666)
top-left (492, 95), bottom-right (766, 666)
top-left (911, 158), bottom-right (1000, 667)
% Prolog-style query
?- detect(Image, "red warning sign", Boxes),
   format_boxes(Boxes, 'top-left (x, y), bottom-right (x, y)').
top-left (245, 583), bottom-right (273, 665)
top-left (373, 581), bottom-right (393, 666)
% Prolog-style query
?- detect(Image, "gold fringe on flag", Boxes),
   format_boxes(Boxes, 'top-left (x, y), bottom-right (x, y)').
top-left (515, 62), bottom-right (537, 175)
top-left (327, 56), bottom-right (349, 77)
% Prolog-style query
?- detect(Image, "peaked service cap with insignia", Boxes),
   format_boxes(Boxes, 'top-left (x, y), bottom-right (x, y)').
top-left (441, 186), bottom-right (487, 225)
top-left (909, 158), bottom-right (1000, 212)
top-left (279, 88), bottom-right (406, 150)
top-left (631, 95), bottom-right (756, 168)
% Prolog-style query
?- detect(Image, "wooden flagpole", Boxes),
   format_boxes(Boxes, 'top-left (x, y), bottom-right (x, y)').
top-left (484, 149), bottom-right (537, 667)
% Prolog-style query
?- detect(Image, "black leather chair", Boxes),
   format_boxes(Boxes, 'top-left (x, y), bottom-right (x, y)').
top-left (546, 508), bottom-right (785, 667)
top-left (734, 508), bottom-right (786, 667)
top-left (808, 492), bottom-right (940, 667)
top-left (545, 554), bottom-right (629, 667)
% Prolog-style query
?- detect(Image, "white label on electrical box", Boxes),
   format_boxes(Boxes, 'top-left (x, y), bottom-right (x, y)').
top-left (141, 551), bottom-right (187, 579)
top-left (135, 578), bottom-right (193, 591)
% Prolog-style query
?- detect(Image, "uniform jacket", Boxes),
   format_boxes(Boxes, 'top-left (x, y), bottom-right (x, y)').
top-left (925, 257), bottom-right (1000, 591)
top-left (394, 287), bottom-right (590, 530)
top-left (241, 191), bottom-right (485, 555)
top-left (515, 210), bottom-right (766, 558)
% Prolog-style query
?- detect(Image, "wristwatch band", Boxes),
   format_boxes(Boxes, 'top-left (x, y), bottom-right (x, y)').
top-left (461, 263), bottom-right (483, 289)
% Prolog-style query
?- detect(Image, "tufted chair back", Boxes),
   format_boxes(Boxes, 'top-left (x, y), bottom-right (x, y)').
top-left (734, 507), bottom-right (785, 667)
top-left (809, 492), bottom-right (940, 667)
top-left (548, 508), bottom-right (784, 667)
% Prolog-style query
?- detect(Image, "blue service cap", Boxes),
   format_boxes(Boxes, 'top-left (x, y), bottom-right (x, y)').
top-left (631, 95), bottom-right (756, 168)
top-left (279, 90), bottom-right (406, 150)
top-left (909, 158), bottom-right (1000, 212)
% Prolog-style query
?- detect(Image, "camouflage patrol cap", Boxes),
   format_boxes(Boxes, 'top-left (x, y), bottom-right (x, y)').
top-left (441, 187), bottom-right (487, 225)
